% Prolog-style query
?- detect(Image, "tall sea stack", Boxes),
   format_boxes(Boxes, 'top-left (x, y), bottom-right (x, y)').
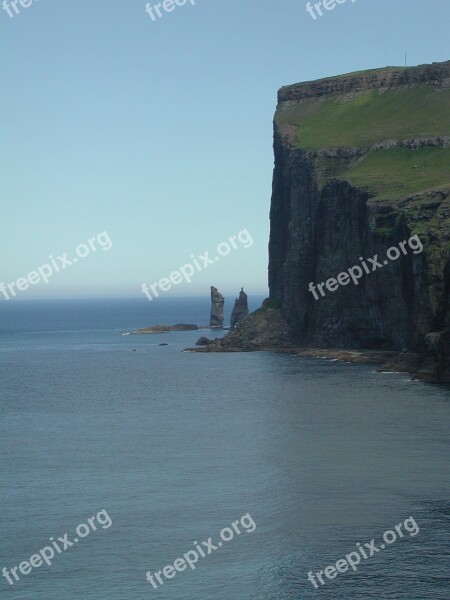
top-left (210, 286), bottom-right (224, 328)
top-left (230, 288), bottom-right (249, 329)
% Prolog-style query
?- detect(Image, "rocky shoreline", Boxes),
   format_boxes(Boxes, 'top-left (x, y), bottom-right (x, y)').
top-left (185, 305), bottom-right (450, 383)
top-left (187, 342), bottom-right (446, 383)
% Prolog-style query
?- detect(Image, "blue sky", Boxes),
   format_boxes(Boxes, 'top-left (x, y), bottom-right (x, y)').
top-left (1, 0), bottom-right (449, 299)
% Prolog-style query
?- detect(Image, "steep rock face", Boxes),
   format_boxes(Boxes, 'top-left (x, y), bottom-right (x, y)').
top-left (269, 61), bottom-right (450, 377)
top-left (230, 288), bottom-right (249, 329)
top-left (210, 286), bottom-right (224, 328)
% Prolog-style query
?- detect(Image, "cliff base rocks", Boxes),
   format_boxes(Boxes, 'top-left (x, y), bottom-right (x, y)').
top-left (190, 301), bottom-right (294, 351)
top-left (187, 301), bottom-right (450, 382)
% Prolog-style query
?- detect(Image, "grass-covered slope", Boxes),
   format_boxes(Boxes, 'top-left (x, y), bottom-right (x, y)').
top-left (345, 147), bottom-right (450, 200)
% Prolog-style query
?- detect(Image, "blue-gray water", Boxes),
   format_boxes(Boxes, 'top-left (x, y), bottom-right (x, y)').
top-left (1, 298), bottom-right (449, 599)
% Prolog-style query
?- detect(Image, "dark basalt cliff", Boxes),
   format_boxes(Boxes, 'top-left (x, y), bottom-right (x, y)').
top-left (269, 61), bottom-right (450, 381)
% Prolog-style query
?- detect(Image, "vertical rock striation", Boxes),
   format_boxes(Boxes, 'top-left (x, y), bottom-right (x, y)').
top-left (210, 286), bottom-right (224, 328)
top-left (230, 288), bottom-right (249, 329)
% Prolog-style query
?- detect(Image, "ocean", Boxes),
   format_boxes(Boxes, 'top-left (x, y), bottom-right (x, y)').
top-left (0, 298), bottom-right (449, 599)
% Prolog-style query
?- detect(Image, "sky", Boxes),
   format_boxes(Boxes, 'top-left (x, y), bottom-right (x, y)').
top-left (1, 0), bottom-right (449, 300)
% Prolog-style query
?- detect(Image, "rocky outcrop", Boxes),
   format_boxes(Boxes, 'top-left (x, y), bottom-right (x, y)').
top-left (189, 301), bottom-right (295, 352)
top-left (210, 286), bottom-right (224, 328)
top-left (196, 336), bottom-right (214, 346)
top-left (230, 288), bottom-right (249, 329)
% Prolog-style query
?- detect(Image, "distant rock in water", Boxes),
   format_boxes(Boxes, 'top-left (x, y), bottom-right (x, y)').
top-left (210, 286), bottom-right (224, 328)
top-left (133, 324), bottom-right (198, 334)
top-left (230, 288), bottom-right (249, 329)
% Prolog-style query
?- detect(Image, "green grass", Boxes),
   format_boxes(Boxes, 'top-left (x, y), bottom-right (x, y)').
top-left (276, 87), bottom-right (450, 149)
top-left (343, 147), bottom-right (450, 200)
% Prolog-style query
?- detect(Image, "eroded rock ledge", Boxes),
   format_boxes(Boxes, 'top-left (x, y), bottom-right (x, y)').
top-left (277, 61), bottom-right (450, 105)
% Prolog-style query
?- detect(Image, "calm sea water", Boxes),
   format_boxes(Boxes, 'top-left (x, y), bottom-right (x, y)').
top-left (1, 298), bottom-right (449, 599)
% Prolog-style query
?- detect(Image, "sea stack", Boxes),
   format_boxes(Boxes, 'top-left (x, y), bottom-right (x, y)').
top-left (230, 288), bottom-right (249, 329)
top-left (210, 286), bottom-right (224, 328)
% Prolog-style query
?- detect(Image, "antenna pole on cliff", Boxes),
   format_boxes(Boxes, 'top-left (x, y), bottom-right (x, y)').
top-left (405, 52), bottom-right (407, 67)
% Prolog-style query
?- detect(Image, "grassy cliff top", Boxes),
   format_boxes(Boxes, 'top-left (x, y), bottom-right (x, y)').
top-left (275, 86), bottom-right (450, 150)
top-left (275, 61), bottom-right (450, 202)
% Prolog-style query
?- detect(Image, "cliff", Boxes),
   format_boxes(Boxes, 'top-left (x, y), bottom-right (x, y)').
top-left (268, 60), bottom-right (450, 381)
top-left (187, 62), bottom-right (449, 380)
